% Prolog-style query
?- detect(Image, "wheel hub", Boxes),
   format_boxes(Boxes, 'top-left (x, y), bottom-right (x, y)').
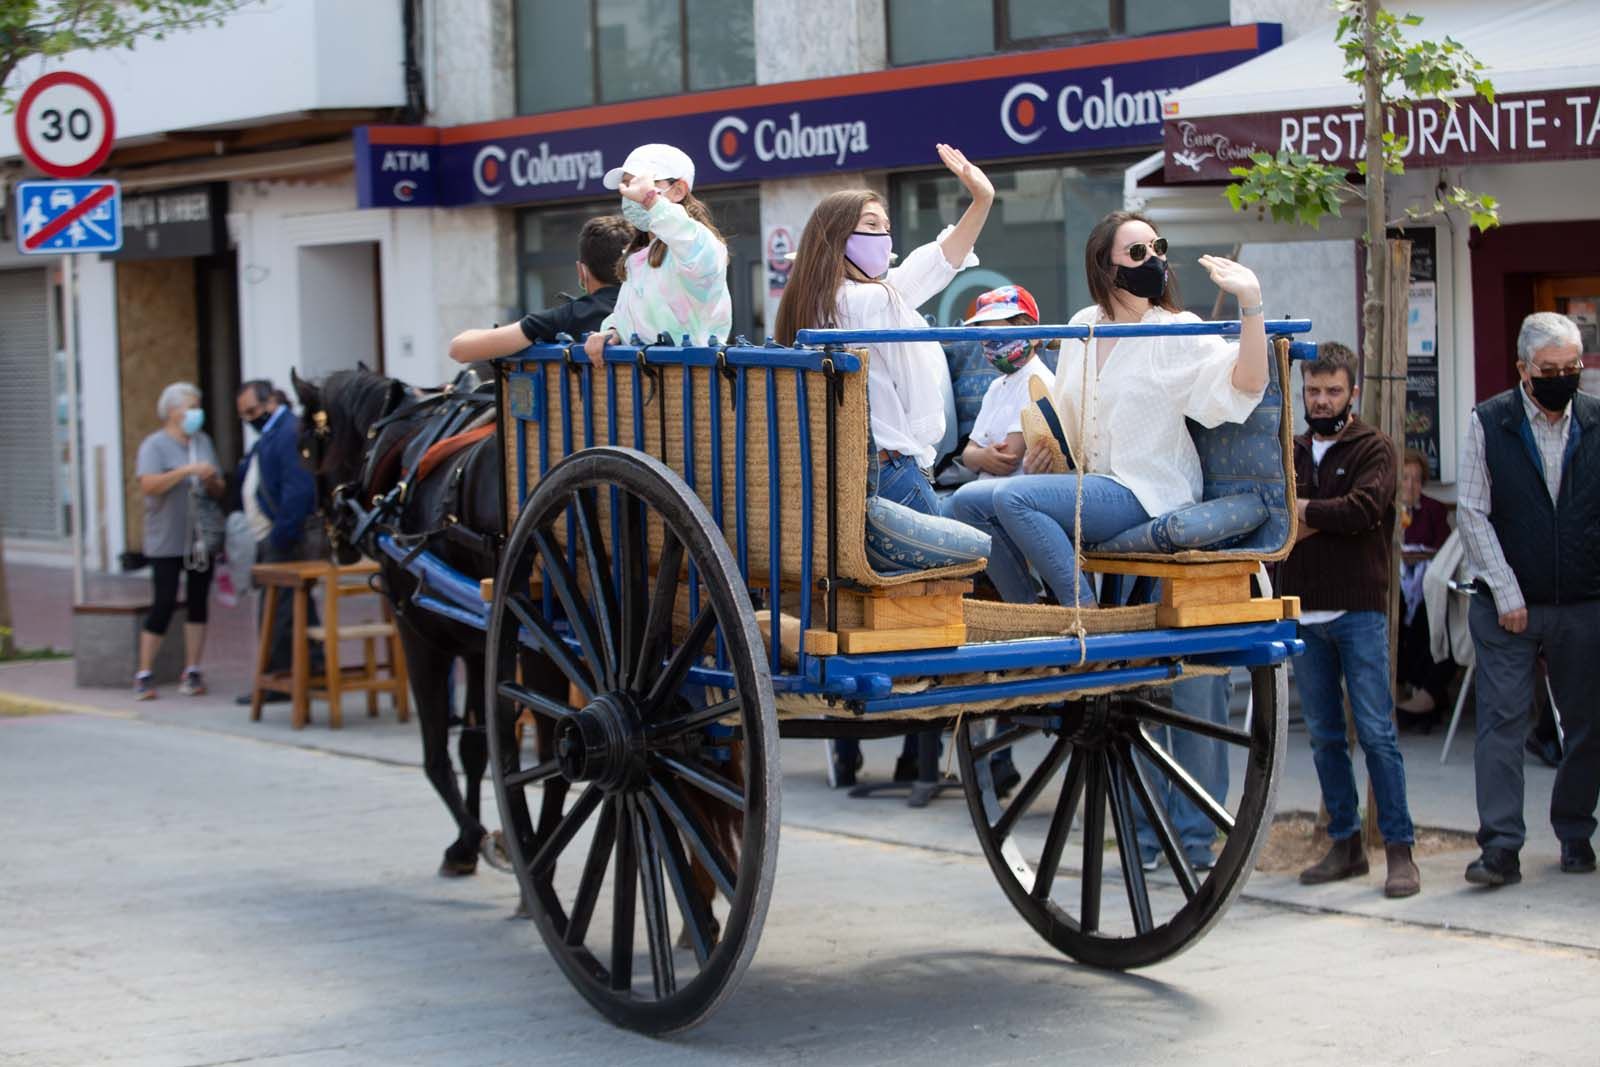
top-left (1062, 694), bottom-right (1115, 747)
top-left (555, 692), bottom-right (646, 791)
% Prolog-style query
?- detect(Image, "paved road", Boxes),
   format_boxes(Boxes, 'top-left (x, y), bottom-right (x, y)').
top-left (3, 711), bottom-right (1596, 1066)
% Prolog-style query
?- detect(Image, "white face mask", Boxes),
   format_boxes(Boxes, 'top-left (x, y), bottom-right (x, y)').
top-left (621, 198), bottom-right (653, 231)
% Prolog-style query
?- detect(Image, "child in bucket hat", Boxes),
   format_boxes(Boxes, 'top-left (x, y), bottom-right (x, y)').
top-left (957, 284), bottom-right (1056, 480)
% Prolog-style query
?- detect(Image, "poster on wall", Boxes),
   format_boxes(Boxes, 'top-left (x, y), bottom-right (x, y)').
top-left (1402, 229), bottom-right (1441, 478)
top-left (765, 225), bottom-right (794, 303)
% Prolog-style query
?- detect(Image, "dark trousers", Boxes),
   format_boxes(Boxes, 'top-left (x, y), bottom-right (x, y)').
top-left (1398, 605), bottom-right (1457, 708)
top-left (144, 556), bottom-right (212, 635)
top-left (257, 537), bottom-right (323, 674)
top-left (1468, 595), bottom-right (1600, 851)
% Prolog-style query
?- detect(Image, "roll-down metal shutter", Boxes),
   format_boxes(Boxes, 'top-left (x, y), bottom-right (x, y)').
top-left (0, 268), bottom-right (59, 539)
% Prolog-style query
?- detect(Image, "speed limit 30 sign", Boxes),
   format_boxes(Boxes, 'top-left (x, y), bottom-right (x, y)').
top-left (14, 71), bottom-right (116, 178)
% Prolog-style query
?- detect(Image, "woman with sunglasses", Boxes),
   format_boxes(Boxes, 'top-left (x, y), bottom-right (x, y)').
top-left (947, 209), bottom-right (1269, 605)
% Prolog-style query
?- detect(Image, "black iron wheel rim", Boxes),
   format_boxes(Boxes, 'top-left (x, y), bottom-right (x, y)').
top-left (485, 446), bottom-right (779, 1034)
top-left (957, 665), bottom-right (1284, 970)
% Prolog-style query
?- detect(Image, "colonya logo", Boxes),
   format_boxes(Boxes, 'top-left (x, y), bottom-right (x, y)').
top-left (472, 142), bottom-right (605, 197)
top-left (1001, 78), bottom-right (1173, 143)
top-left (708, 113), bottom-right (869, 173)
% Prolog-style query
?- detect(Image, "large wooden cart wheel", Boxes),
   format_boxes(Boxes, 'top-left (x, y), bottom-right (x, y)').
top-left (957, 663), bottom-right (1285, 969)
top-left (485, 447), bottom-right (780, 1034)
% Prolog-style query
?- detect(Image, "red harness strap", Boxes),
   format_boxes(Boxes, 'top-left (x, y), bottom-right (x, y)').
top-left (414, 423), bottom-right (495, 484)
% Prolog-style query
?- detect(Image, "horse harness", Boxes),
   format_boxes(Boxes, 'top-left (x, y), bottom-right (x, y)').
top-left (318, 385), bottom-right (502, 569)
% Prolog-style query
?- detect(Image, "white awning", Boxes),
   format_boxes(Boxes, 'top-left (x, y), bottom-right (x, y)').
top-left (1169, 0), bottom-right (1600, 122)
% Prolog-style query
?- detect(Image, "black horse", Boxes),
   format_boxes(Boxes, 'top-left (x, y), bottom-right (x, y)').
top-left (290, 366), bottom-right (570, 877)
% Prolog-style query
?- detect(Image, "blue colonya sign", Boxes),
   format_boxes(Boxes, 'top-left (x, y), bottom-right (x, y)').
top-left (15, 179), bottom-right (122, 254)
top-left (355, 23), bottom-right (1281, 209)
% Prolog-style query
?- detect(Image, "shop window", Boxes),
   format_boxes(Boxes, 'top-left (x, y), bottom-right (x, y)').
top-left (515, 0), bottom-right (754, 114)
top-left (886, 0), bottom-right (1232, 65)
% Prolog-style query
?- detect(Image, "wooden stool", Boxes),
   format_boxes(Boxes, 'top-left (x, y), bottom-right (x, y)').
top-left (250, 560), bottom-right (409, 729)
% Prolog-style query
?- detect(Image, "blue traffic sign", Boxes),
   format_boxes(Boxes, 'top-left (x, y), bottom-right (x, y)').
top-left (15, 179), bottom-right (122, 255)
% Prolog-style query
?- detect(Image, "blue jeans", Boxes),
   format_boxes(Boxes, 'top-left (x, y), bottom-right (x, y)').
top-left (940, 478), bottom-right (1039, 602)
top-left (1133, 674), bottom-right (1233, 865)
top-left (1293, 611), bottom-right (1415, 845)
top-left (870, 451), bottom-right (938, 516)
top-left (947, 474), bottom-right (1147, 604)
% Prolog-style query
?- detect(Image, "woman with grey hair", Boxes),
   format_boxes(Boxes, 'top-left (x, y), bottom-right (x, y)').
top-left (133, 382), bottom-right (226, 700)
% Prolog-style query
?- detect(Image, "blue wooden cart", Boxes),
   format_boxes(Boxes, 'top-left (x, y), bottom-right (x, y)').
top-left (367, 319), bottom-right (1311, 1033)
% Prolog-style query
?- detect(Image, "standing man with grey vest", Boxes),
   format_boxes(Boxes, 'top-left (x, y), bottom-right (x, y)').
top-left (1459, 312), bottom-right (1600, 886)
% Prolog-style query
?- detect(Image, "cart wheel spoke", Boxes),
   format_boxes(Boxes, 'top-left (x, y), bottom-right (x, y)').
top-left (573, 487), bottom-right (621, 682)
top-left (533, 528), bottom-right (614, 690)
top-left (1032, 747), bottom-right (1086, 902)
top-left (973, 723), bottom-right (1038, 760)
top-left (649, 696), bottom-right (741, 742)
top-left (639, 793), bottom-right (717, 966)
top-left (1130, 727), bottom-right (1235, 835)
top-left (1117, 740), bottom-right (1200, 900)
top-left (1106, 754), bottom-right (1155, 936)
top-left (505, 757), bottom-right (562, 790)
top-left (497, 679), bottom-right (572, 722)
top-left (610, 802), bottom-right (638, 992)
top-left (564, 799), bottom-right (619, 947)
top-left (644, 606), bottom-right (717, 714)
top-left (506, 592), bottom-right (596, 704)
top-left (655, 753), bottom-right (746, 814)
top-left (1126, 693), bottom-right (1253, 747)
top-left (632, 530), bottom-right (684, 695)
top-left (994, 734), bottom-right (1071, 843)
top-left (649, 776), bottom-right (737, 900)
top-left (1079, 752), bottom-right (1107, 935)
top-left (630, 797), bottom-right (677, 998)
top-left (529, 784), bottom-right (603, 878)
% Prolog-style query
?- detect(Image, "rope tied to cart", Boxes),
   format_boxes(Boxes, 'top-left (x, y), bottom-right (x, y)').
top-left (1067, 319), bottom-right (1093, 667)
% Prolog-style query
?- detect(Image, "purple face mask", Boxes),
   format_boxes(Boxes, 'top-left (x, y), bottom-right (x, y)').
top-left (844, 231), bottom-right (893, 278)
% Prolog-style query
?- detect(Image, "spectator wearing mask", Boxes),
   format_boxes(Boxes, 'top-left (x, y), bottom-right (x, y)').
top-left (1279, 342), bottom-right (1420, 899)
top-left (447, 214), bottom-right (635, 362)
top-left (133, 382), bottom-right (225, 700)
top-left (234, 379), bottom-right (321, 705)
top-left (1458, 312), bottom-right (1600, 886)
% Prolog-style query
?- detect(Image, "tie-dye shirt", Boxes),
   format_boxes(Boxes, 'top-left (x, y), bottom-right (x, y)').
top-left (601, 197), bottom-right (732, 345)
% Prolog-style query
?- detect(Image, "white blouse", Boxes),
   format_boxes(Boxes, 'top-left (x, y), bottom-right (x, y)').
top-left (1049, 304), bottom-right (1264, 518)
top-left (833, 232), bottom-right (976, 469)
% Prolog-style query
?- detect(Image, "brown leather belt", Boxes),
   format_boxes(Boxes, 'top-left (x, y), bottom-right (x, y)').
top-left (877, 449), bottom-right (902, 464)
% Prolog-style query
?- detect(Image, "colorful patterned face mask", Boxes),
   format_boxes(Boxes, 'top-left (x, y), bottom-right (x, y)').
top-left (981, 337), bottom-right (1031, 374)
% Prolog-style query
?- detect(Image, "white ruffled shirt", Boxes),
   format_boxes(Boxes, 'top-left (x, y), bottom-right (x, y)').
top-left (833, 230), bottom-right (976, 469)
top-left (1050, 304), bottom-right (1264, 518)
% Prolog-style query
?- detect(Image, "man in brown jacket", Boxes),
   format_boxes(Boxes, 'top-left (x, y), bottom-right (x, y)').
top-left (1279, 343), bottom-right (1420, 898)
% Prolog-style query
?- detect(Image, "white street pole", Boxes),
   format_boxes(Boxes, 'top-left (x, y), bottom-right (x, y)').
top-left (62, 253), bottom-right (85, 606)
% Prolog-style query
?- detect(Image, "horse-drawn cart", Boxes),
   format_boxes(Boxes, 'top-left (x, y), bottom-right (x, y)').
top-left (336, 319), bottom-right (1312, 1034)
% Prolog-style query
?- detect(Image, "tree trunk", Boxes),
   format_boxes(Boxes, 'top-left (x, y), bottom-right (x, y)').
top-left (1357, 0), bottom-right (1389, 848)
top-left (0, 532), bottom-right (15, 659)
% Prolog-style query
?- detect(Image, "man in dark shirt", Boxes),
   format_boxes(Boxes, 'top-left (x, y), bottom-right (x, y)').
top-left (447, 214), bottom-right (633, 363)
top-left (1279, 342), bottom-right (1420, 898)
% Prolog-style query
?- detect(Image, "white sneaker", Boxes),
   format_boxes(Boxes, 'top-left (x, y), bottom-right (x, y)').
top-left (178, 668), bottom-right (207, 696)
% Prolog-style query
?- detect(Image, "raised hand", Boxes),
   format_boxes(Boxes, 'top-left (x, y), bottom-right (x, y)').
top-left (618, 172), bottom-right (656, 204)
top-left (936, 143), bottom-right (994, 203)
top-left (1198, 254), bottom-right (1262, 305)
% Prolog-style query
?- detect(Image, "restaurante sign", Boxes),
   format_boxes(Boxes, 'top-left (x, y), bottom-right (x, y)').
top-left (1163, 84), bottom-right (1600, 182)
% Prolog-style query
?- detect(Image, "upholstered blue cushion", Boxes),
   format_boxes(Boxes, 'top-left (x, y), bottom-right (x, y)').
top-left (1092, 492), bottom-right (1270, 554)
top-left (865, 496), bottom-right (991, 574)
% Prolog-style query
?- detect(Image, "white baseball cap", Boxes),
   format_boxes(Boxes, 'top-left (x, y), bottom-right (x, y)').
top-left (603, 143), bottom-right (696, 192)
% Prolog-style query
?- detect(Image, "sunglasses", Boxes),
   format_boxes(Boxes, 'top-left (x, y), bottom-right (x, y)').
top-left (1126, 237), bottom-right (1168, 263)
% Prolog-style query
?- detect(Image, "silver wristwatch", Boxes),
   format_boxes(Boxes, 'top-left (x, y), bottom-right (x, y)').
top-left (1240, 302), bottom-right (1264, 318)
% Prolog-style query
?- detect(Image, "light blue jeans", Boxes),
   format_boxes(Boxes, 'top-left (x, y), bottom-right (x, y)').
top-left (1132, 674), bottom-right (1233, 866)
top-left (871, 451), bottom-right (939, 516)
top-left (944, 474), bottom-right (1147, 604)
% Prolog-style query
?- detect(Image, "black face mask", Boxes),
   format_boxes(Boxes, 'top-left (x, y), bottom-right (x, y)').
top-left (1306, 404), bottom-right (1350, 437)
top-left (1114, 256), bottom-right (1167, 300)
top-left (1527, 374), bottom-right (1581, 414)
top-left (249, 414), bottom-right (272, 433)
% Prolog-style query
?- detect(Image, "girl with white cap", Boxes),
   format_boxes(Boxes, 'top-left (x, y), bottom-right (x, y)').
top-left (583, 142), bottom-right (732, 365)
